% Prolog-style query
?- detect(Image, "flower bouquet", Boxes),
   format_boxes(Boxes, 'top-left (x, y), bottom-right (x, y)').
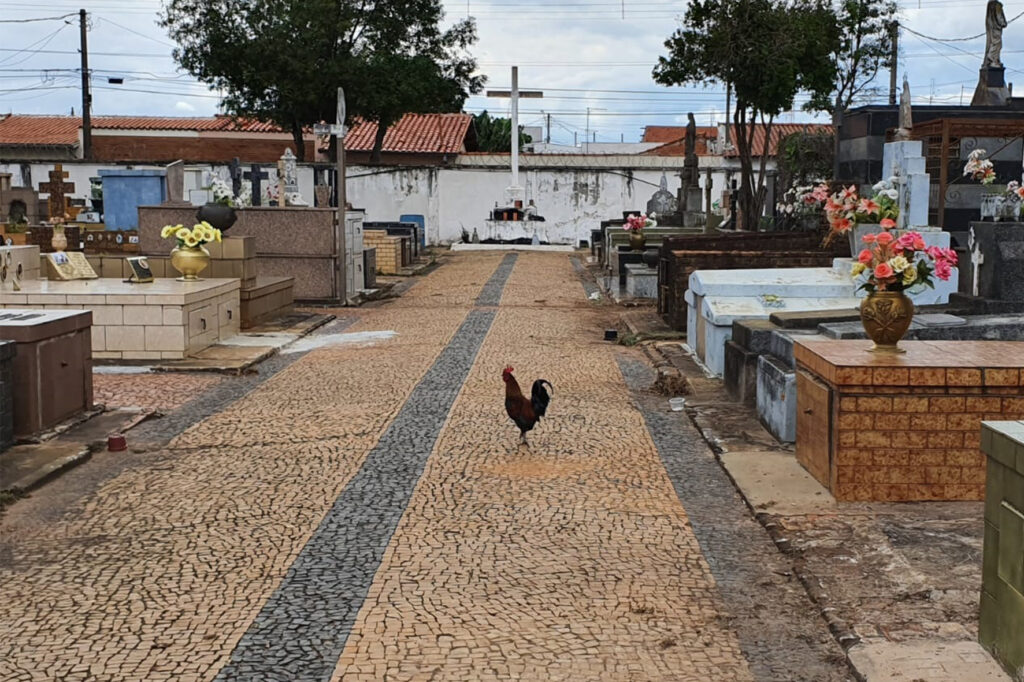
top-left (160, 221), bottom-right (223, 281)
top-left (822, 180), bottom-right (899, 247)
top-left (624, 212), bottom-right (656, 250)
top-left (852, 230), bottom-right (958, 353)
top-left (964, 149), bottom-right (996, 185)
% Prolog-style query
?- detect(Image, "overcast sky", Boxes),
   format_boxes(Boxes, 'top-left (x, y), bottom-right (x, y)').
top-left (0, 0), bottom-right (1019, 145)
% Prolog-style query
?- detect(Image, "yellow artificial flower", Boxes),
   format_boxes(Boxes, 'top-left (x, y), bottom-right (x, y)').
top-left (889, 255), bottom-right (911, 273)
top-left (183, 234), bottom-right (199, 248)
top-left (201, 226), bottom-right (217, 243)
top-left (902, 267), bottom-right (917, 286)
top-left (175, 227), bottom-right (191, 241)
top-left (160, 225), bottom-right (175, 239)
top-left (214, 228), bottom-right (222, 243)
top-left (851, 262), bottom-right (867, 277)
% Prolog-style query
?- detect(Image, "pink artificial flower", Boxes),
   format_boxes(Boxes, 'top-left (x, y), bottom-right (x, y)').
top-left (880, 218), bottom-right (896, 229)
top-left (875, 231), bottom-right (894, 245)
top-left (942, 247), bottom-right (958, 266)
top-left (833, 217), bottom-right (853, 233)
top-left (934, 259), bottom-right (953, 281)
top-left (858, 198), bottom-right (881, 214)
top-left (874, 262), bottom-right (894, 279)
top-left (858, 249), bottom-right (874, 264)
top-left (862, 233), bottom-right (877, 243)
top-left (840, 185), bottom-right (857, 200)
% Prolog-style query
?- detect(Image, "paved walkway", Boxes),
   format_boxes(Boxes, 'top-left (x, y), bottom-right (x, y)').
top-left (0, 252), bottom-right (846, 681)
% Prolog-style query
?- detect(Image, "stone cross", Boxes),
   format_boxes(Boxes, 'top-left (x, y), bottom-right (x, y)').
top-left (227, 157), bottom-right (243, 197)
top-left (243, 164), bottom-right (270, 207)
top-left (969, 226), bottom-right (985, 297)
top-left (38, 164), bottom-right (75, 220)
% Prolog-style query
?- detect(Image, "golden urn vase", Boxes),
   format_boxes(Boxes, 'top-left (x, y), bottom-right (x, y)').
top-left (860, 290), bottom-right (914, 354)
top-left (170, 245), bottom-right (211, 281)
top-left (629, 230), bottom-right (646, 251)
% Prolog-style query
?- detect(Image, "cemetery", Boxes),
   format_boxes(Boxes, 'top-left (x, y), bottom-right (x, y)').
top-left (4, 0), bottom-right (1024, 678)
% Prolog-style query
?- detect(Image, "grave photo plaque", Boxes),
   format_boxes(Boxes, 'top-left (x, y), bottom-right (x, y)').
top-left (45, 251), bottom-right (98, 280)
top-left (126, 256), bottom-right (154, 283)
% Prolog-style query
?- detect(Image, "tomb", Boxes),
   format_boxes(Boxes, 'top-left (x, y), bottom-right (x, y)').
top-left (139, 206), bottom-right (362, 303)
top-left (963, 221), bottom-right (1024, 302)
top-left (794, 339), bottom-right (1024, 501)
top-left (980, 420), bottom-right (1024, 676)
top-left (0, 310), bottom-right (93, 438)
top-left (624, 264), bottom-right (658, 299)
top-left (1, 280), bottom-right (240, 362)
top-left (0, 340), bottom-right (13, 452)
top-left (1, 245), bottom-right (41, 287)
top-left (98, 169), bottom-right (167, 231)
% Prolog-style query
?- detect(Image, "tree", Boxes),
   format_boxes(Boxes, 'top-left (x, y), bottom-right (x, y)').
top-left (805, 0), bottom-right (897, 179)
top-left (472, 111), bottom-right (532, 153)
top-left (653, 0), bottom-right (839, 230)
top-left (161, 0), bottom-right (485, 162)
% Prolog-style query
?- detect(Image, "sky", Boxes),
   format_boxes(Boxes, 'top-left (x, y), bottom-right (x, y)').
top-left (0, 0), bottom-right (1020, 146)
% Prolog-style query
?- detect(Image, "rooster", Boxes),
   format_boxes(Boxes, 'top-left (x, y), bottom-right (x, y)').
top-left (502, 366), bottom-right (553, 446)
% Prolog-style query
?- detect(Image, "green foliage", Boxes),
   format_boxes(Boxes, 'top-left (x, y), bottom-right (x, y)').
top-left (806, 0), bottom-right (897, 114)
top-left (778, 130), bottom-right (834, 191)
top-left (160, 0), bottom-right (485, 162)
top-left (653, 0), bottom-right (839, 230)
top-left (471, 111), bottom-right (533, 153)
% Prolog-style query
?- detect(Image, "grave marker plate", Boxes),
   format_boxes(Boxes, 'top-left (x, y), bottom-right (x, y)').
top-left (45, 251), bottom-right (98, 280)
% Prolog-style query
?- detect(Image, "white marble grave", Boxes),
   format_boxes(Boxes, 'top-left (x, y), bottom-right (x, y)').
top-left (625, 264), bottom-right (657, 299)
top-left (882, 140), bottom-right (930, 230)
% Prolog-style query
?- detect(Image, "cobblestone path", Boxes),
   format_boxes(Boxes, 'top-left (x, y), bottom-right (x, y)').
top-left (0, 252), bottom-right (846, 681)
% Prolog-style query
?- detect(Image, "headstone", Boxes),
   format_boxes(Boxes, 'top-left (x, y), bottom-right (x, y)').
top-left (44, 251), bottom-right (98, 280)
top-left (315, 183), bottom-right (331, 208)
top-left (37, 165), bottom-right (75, 221)
top-left (277, 149), bottom-right (299, 202)
top-left (646, 173), bottom-right (678, 216)
top-left (244, 164), bottom-right (270, 207)
top-left (881, 140), bottom-right (929, 230)
top-left (164, 160), bottom-right (187, 205)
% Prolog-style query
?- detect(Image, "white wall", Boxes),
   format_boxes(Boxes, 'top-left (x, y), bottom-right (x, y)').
top-left (347, 164), bottom-right (681, 245)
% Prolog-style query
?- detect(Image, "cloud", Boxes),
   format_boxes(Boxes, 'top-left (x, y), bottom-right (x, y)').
top-left (175, 100), bottom-right (196, 113)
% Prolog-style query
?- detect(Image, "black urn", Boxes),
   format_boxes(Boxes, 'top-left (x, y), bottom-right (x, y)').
top-left (641, 248), bottom-right (659, 268)
top-left (196, 203), bottom-right (238, 232)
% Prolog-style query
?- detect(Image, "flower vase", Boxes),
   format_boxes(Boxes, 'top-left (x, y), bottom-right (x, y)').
top-left (50, 225), bottom-right (67, 252)
top-left (629, 230), bottom-right (646, 251)
top-left (860, 290), bottom-right (914, 354)
top-left (170, 245), bottom-right (211, 281)
top-left (196, 203), bottom-right (237, 232)
top-left (849, 223), bottom-right (882, 255)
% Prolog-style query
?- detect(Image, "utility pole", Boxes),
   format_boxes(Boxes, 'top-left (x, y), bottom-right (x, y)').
top-left (724, 81), bottom-right (731, 151)
top-left (888, 21), bottom-right (899, 105)
top-left (80, 9), bottom-right (92, 160)
top-left (546, 113), bottom-right (551, 144)
top-left (335, 88), bottom-right (347, 304)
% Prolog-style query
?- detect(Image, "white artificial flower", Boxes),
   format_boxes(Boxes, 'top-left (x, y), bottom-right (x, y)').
top-left (885, 189), bottom-right (899, 200)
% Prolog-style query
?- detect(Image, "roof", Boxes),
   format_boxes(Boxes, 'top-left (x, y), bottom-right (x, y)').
top-left (725, 123), bottom-right (832, 157)
top-left (642, 125), bottom-right (717, 144)
top-left (0, 114), bottom-right (288, 147)
top-left (344, 113), bottom-right (472, 154)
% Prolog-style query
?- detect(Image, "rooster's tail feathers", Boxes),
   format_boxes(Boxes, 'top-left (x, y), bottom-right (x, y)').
top-left (531, 379), bottom-right (553, 417)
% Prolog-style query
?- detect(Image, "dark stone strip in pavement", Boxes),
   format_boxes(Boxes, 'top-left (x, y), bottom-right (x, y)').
top-left (214, 259), bottom-right (516, 682)
top-left (130, 316), bottom-right (360, 447)
top-left (475, 252), bottom-right (518, 306)
top-left (570, 256), bottom-right (600, 298)
top-left (617, 356), bottom-right (851, 682)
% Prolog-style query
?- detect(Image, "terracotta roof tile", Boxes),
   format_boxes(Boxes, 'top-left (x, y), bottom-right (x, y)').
top-left (0, 115), bottom-right (80, 146)
top-left (344, 113), bottom-right (471, 154)
top-left (725, 123), bottom-right (832, 157)
top-left (642, 125), bottom-right (717, 144)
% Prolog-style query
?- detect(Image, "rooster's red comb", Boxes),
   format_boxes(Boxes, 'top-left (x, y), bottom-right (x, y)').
top-left (502, 366), bottom-right (514, 374)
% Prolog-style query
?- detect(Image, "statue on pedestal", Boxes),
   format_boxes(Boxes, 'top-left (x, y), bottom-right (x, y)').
top-left (984, 0), bottom-right (1007, 67)
top-left (894, 77), bottom-right (912, 141)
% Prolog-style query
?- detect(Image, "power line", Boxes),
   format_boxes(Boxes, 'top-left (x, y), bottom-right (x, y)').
top-left (0, 12), bottom-right (75, 23)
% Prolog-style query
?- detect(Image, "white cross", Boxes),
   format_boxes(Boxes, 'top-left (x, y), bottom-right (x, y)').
top-left (968, 226), bottom-right (985, 297)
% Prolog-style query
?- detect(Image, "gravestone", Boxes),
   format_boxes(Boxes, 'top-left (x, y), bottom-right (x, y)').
top-left (244, 165), bottom-right (270, 207)
top-left (37, 165), bottom-right (75, 221)
top-left (964, 221), bottom-right (1024, 301)
top-left (646, 173), bottom-right (678, 216)
top-left (164, 160), bottom-right (188, 206)
top-left (881, 80), bottom-right (929, 230)
top-left (315, 183), bottom-right (332, 208)
top-left (44, 251), bottom-right (98, 281)
top-left (277, 149), bottom-right (300, 204)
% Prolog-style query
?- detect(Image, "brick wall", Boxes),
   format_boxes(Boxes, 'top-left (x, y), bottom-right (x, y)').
top-left (660, 249), bottom-right (840, 330)
top-left (363, 231), bottom-right (403, 274)
top-left (93, 135), bottom-right (315, 164)
top-left (0, 340), bottom-right (13, 452)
